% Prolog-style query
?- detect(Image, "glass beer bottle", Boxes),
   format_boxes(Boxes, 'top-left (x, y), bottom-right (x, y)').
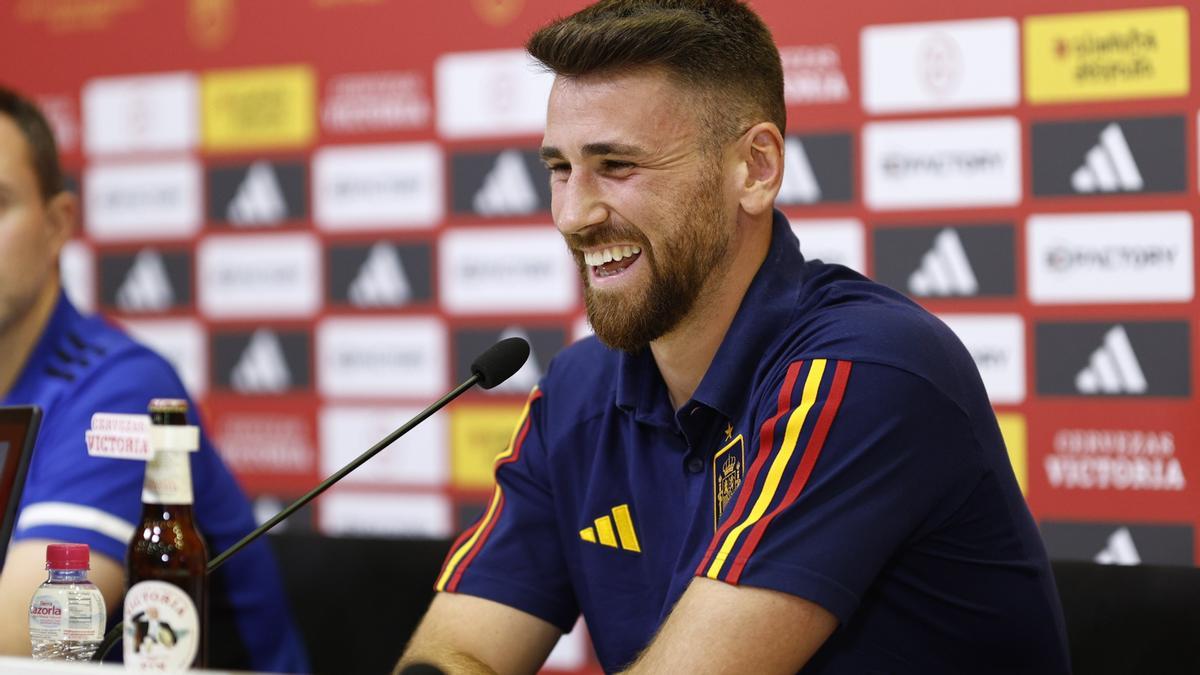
top-left (123, 398), bottom-right (208, 670)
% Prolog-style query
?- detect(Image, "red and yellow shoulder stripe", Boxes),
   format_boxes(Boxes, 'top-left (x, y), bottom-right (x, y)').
top-left (697, 358), bottom-right (852, 584)
top-left (435, 386), bottom-right (543, 592)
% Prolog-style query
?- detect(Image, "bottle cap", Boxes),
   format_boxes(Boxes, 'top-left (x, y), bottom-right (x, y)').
top-left (45, 543), bottom-right (90, 570)
top-left (148, 398), bottom-right (188, 414)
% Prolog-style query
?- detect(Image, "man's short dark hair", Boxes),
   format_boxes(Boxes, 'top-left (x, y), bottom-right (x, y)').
top-left (526, 0), bottom-right (786, 144)
top-left (0, 85), bottom-right (65, 202)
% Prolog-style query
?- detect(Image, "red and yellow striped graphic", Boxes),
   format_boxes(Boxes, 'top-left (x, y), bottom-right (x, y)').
top-left (435, 387), bottom-right (542, 592)
top-left (697, 359), bottom-right (852, 582)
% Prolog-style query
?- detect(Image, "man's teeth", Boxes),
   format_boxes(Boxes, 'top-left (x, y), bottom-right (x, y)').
top-left (584, 245), bottom-right (641, 267)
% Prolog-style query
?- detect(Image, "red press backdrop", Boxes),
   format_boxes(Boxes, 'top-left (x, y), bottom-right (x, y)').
top-left (0, 0), bottom-right (1197, 667)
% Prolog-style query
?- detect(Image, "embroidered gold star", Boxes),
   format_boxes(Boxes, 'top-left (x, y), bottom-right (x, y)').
top-left (724, 423), bottom-right (733, 441)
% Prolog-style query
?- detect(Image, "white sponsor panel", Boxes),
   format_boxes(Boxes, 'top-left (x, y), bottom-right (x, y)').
top-left (572, 315), bottom-right (593, 342)
top-left (84, 160), bottom-right (202, 240)
top-left (435, 50), bottom-right (554, 139)
top-left (316, 317), bottom-right (446, 398)
top-left (197, 233), bottom-right (321, 318)
top-left (789, 218), bottom-right (865, 273)
top-left (319, 406), bottom-right (447, 486)
top-left (37, 94), bottom-right (79, 154)
top-left (938, 314), bottom-right (1025, 404)
top-left (863, 117), bottom-right (1021, 210)
top-left (313, 143), bottom-right (442, 230)
top-left (120, 318), bottom-right (208, 398)
top-left (322, 71), bottom-right (431, 133)
top-left (780, 45), bottom-right (850, 105)
top-left (82, 72), bottom-right (198, 155)
top-left (1028, 211), bottom-right (1193, 304)
top-left (214, 412), bottom-right (315, 475)
top-left (319, 491), bottom-right (451, 538)
top-left (1044, 428), bottom-right (1185, 492)
top-left (862, 18), bottom-right (1018, 114)
top-left (59, 240), bottom-right (95, 314)
top-left (440, 227), bottom-right (578, 314)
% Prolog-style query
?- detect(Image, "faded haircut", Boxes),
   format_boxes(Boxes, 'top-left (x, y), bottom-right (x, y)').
top-left (526, 0), bottom-right (786, 146)
top-left (0, 85), bottom-right (64, 202)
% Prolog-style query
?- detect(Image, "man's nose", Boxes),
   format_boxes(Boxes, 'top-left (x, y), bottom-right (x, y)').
top-left (552, 170), bottom-right (608, 236)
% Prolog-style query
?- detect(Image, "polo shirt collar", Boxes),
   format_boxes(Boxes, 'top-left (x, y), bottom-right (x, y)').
top-left (614, 210), bottom-right (804, 426)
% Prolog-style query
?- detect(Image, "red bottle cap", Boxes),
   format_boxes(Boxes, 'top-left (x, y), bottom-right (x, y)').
top-left (45, 543), bottom-right (90, 570)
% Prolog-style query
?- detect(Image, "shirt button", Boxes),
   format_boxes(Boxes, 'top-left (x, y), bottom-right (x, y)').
top-left (686, 457), bottom-right (705, 474)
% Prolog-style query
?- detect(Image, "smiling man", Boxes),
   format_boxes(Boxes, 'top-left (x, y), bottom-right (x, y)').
top-left (398, 2), bottom-right (1070, 673)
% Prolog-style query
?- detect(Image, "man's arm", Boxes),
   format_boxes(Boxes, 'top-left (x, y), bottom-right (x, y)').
top-left (396, 592), bottom-right (561, 675)
top-left (0, 539), bottom-right (125, 655)
top-left (621, 577), bottom-right (837, 674)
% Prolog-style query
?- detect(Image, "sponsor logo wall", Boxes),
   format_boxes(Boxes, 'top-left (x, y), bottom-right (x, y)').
top-left (12, 0), bottom-right (1198, 595)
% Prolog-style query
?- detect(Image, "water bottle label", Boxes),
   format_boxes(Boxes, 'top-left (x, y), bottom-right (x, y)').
top-left (29, 587), bottom-right (105, 641)
top-left (123, 581), bottom-right (200, 670)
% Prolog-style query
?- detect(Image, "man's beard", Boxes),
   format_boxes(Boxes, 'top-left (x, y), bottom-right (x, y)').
top-left (571, 172), bottom-right (731, 353)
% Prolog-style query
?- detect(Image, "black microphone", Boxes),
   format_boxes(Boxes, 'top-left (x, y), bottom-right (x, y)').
top-left (94, 337), bottom-right (531, 661)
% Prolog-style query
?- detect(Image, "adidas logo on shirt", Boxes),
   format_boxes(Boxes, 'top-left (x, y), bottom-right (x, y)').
top-left (1070, 123), bottom-right (1143, 193)
top-left (347, 243), bottom-right (412, 307)
top-left (579, 504), bottom-right (641, 553)
top-left (230, 329), bottom-right (292, 393)
top-left (907, 229), bottom-right (979, 296)
top-left (227, 161), bottom-right (289, 225)
top-left (115, 249), bottom-right (175, 312)
top-left (778, 138), bottom-right (821, 204)
top-left (1074, 325), bottom-right (1147, 395)
top-left (1094, 527), bottom-right (1141, 566)
top-left (473, 150), bottom-right (539, 216)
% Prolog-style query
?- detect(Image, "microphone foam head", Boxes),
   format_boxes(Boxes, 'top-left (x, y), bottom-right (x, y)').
top-left (471, 337), bottom-right (531, 390)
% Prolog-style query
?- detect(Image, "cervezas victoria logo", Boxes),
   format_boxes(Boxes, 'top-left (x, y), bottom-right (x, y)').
top-left (1044, 427), bottom-right (1185, 492)
top-left (779, 45), bottom-right (849, 105)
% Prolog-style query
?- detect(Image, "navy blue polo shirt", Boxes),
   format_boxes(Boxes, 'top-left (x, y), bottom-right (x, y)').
top-left (437, 212), bottom-right (1070, 674)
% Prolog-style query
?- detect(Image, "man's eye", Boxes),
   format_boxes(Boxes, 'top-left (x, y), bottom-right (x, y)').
top-left (602, 160), bottom-right (634, 172)
top-left (544, 163), bottom-right (570, 177)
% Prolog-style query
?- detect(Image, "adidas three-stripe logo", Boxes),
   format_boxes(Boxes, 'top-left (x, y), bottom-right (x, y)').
top-left (1071, 123), bottom-right (1143, 193)
top-left (907, 229), bottom-right (979, 296)
top-left (580, 504), bottom-right (641, 553)
top-left (1074, 325), bottom-right (1147, 395)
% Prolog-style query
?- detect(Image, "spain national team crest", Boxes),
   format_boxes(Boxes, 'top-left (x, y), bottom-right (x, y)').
top-left (713, 433), bottom-right (745, 532)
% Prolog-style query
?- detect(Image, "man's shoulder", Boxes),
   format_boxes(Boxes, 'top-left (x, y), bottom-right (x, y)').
top-left (784, 264), bottom-right (978, 393)
top-left (38, 310), bottom-right (186, 404)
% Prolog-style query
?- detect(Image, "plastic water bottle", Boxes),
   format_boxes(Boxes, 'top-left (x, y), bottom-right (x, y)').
top-left (28, 543), bottom-right (107, 660)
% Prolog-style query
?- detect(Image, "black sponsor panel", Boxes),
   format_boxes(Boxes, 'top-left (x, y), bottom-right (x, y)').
top-left (453, 327), bottom-right (567, 388)
top-left (778, 132), bottom-right (853, 205)
top-left (450, 149), bottom-right (551, 216)
top-left (1035, 321), bottom-right (1191, 397)
top-left (872, 224), bottom-right (1015, 297)
top-left (207, 160), bottom-right (308, 225)
top-left (98, 248), bottom-right (192, 312)
top-left (1031, 116), bottom-right (1187, 196)
top-left (211, 329), bottom-right (311, 392)
top-left (327, 240), bottom-right (433, 307)
top-left (1040, 521), bottom-right (1194, 566)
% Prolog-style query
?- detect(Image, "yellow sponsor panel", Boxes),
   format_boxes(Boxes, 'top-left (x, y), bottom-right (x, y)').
top-left (202, 65), bottom-right (315, 150)
top-left (1025, 7), bottom-right (1189, 103)
top-left (450, 404), bottom-right (525, 490)
top-left (996, 413), bottom-right (1027, 495)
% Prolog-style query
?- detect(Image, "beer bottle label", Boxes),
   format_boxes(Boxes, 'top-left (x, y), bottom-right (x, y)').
top-left (142, 450), bottom-right (194, 504)
top-left (123, 581), bottom-right (200, 670)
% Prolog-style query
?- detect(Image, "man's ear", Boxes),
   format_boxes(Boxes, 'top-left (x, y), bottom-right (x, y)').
top-left (736, 122), bottom-right (784, 217)
top-left (44, 190), bottom-right (78, 254)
